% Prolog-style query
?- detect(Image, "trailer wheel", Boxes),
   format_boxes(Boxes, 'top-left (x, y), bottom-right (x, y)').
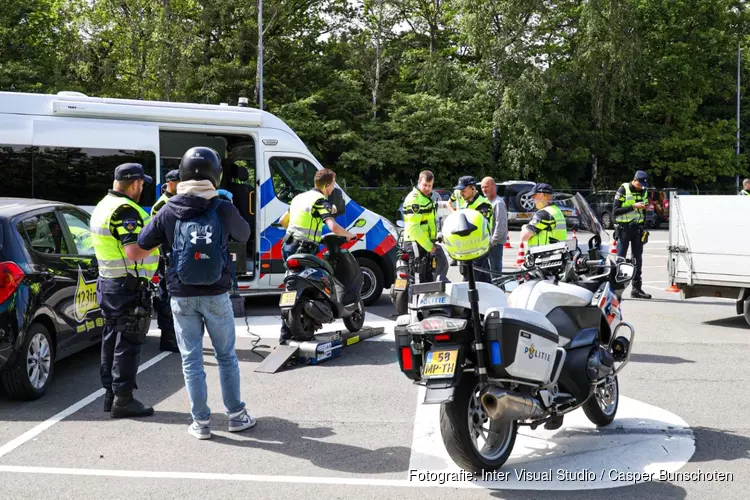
top-left (742, 298), bottom-right (750, 328)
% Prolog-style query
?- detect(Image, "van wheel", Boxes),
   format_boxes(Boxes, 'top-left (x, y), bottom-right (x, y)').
top-left (357, 257), bottom-right (383, 306)
top-left (1, 323), bottom-right (54, 401)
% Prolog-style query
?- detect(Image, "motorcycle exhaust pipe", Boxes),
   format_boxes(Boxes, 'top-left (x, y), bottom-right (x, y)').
top-left (480, 386), bottom-right (544, 421)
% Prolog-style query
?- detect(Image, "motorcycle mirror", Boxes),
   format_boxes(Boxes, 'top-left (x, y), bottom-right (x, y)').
top-left (329, 187), bottom-right (346, 216)
top-left (396, 220), bottom-right (405, 228)
top-left (615, 263), bottom-right (635, 282)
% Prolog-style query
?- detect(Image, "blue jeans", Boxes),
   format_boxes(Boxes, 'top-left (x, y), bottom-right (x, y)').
top-left (171, 294), bottom-right (245, 421)
top-left (489, 244), bottom-right (503, 275)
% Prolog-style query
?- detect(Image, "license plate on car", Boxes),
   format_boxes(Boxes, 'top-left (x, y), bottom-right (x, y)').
top-left (394, 278), bottom-right (407, 290)
top-left (423, 349), bottom-right (458, 378)
top-left (516, 213), bottom-right (530, 219)
top-left (279, 292), bottom-right (296, 307)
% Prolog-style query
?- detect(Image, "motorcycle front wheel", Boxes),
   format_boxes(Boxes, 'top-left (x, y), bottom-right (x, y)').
top-left (440, 375), bottom-right (518, 474)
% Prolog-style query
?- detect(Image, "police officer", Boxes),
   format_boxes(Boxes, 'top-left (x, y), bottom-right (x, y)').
top-left (520, 183), bottom-right (567, 247)
top-left (403, 171), bottom-right (439, 299)
top-left (454, 176), bottom-right (494, 283)
top-left (150, 169), bottom-right (180, 353)
top-left (740, 179), bottom-right (750, 195)
top-left (613, 171), bottom-right (651, 299)
top-left (90, 163), bottom-right (160, 418)
top-left (277, 168), bottom-right (356, 344)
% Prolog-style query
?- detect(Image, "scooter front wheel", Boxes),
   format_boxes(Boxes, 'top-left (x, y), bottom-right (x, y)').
top-left (343, 299), bottom-right (365, 332)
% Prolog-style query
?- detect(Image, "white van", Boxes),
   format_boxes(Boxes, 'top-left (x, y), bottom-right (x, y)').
top-left (0, 91), bottom-right (398, 305)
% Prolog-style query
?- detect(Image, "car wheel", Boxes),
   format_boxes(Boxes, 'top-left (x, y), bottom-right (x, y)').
top-left (515, 190), bottom-right (535, 212)
top-left (601, 212), bottom-right (613, 229)
top-left (357, 257), bottom-right (384, 306)
top-left (1, 322), bottom-right (54, 401)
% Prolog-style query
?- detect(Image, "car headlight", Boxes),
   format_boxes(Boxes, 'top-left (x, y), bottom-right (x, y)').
top-left (381, 217), bottom-right (398, 240)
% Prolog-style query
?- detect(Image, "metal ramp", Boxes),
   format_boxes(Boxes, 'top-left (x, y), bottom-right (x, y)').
top-left (254, 326), bottom-right (385, 374)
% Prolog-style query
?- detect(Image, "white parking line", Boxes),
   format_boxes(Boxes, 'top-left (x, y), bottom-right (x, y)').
top-left (0, 351), bottom-right (171, 459)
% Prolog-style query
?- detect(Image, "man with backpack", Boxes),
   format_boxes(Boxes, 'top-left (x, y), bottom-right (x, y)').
top-left (135, 146), bottom-right (255, 440)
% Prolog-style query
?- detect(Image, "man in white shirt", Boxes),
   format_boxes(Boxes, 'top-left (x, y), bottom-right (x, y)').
top-left (481, 177), bottom-right (508, 275)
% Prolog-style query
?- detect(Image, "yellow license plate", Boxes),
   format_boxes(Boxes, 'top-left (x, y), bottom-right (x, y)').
top-left (395, 278), bottom-right (407, 290)
top-left (423, 349), bottom-right (458, 378)
top-left (279, 292), bottom-right (296, 307)
top-left (516, 213), bottom-right (530, 219)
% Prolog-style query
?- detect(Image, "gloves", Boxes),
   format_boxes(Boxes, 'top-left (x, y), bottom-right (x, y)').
top-left (217, 189), bottom-right (233, 201)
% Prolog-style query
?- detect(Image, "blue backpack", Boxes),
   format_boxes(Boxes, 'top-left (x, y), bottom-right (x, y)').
top-left (172, 198), bottom-right (227, 286)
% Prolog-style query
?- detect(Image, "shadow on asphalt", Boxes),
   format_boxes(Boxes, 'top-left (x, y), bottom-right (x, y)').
top-left (701, 316), bottom-right (748, 329)
top-left (489, 481), bottom-right (687, 499)
top-left (630, 353), bottom-right (695, 365)
top-left (690, 426), bottom-right (750, 463)
top-left (627, 297), bottom-right (734, 307)
top-left (132, 413), bottom-right (413, 474)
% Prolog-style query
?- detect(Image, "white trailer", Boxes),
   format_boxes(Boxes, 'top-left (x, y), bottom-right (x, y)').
top-left (667, 193), bottom-right (750, 325)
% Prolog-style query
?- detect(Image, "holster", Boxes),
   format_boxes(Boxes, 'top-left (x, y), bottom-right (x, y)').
top-left (640, 228), bottom-right (650, 244)
top-left (105, 289), bottom-right (152, 344)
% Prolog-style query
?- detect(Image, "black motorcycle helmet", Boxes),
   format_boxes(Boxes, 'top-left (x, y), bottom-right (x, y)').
top-left (179, 147), bottom-right (222, 187)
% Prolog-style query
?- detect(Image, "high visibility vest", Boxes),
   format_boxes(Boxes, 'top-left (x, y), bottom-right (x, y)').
top-left (615, 183), bottom-right (647, 224)
top-left (151, 192), bottom-right (170, 216)
top-left (90, 193), bottom-right (160, 279)
top-left (741, 190), bottom-right (750, 196)
top-left (527, 204), bottom-right (567, 247)
top-left (287, 189), bottom-right (328, 244)
top-left (466, 194), bottom-right (494, 233)
top-left (403, 188), bottom-right (437, 252)
top-left (451, 189), bottom-right (467, 209)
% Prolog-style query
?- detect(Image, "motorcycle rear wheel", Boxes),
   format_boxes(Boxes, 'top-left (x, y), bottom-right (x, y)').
top-left (582, 376), bottom-right (619, 426)
top-left (285, 302), bottom-right (316, 341)
top-left (392, 290), bottom-right (408, 315)
top-left (440, 375), bottom-right (517, 474)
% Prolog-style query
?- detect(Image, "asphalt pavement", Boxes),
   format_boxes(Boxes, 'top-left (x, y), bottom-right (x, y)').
top-left (0, 228), bottom-right (746, 500)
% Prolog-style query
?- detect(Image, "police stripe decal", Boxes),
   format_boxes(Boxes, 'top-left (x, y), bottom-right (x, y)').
top-left (259, 178), bottom-right (275, 210)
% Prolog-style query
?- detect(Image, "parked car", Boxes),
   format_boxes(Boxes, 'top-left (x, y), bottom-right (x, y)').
top-left (551, 192), bottom-right (581, 230)
top-left (496, 180), bottom-right (536, 227)
top-left (585, 190), bottom-right (660, 229)
top-left (647, 188), bottom-right (689, 227)
top-left (0, 198), bottom-right (105, 400)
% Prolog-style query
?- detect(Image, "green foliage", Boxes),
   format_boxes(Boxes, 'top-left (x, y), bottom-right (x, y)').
top-left (3, 0), bottom-right (750, 218)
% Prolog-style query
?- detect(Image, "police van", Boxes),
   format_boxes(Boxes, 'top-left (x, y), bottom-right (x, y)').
top-left (0, 91), bottom-right (398, 305)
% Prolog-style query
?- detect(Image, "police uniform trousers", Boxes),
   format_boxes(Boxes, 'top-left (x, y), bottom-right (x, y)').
top-left (97, 277), bottom-right (147, 395)
top-left (152, 256), bottom-right (176, 348)
top-left (616, 223), bottom-right (644, 289)
top-left (405, 242), bottom-right (435, 303)
top-left (279, 237), bottom-right (319, 342)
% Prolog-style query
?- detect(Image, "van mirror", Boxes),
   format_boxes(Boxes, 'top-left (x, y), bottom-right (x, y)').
top-left (329, 187), bottom-right (345, 216)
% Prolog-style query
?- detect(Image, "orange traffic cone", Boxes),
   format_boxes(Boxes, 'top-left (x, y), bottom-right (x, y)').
top-left (516, 242), bottom-right (526, 267)
top-left (504, 231), bottom-right (512, 249)
top-left (609, 240), bottom-right (618, 257)
top-left (666, 282), bottom-right (679, 293)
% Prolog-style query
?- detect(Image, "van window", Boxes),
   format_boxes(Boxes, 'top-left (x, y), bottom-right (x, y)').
top-left (18, 212), bottom-right (69, 255)
top-left (33, 147), bottom-right (157, 206)
top-left (269, 157), bottom-right (318, 204)
top-left (0, 145), bottom-right (33, 198)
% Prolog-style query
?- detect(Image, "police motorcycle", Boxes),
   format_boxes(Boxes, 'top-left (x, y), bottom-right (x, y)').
top-left (279, 193), bottom-right (366, 340)
top-left (394, 194), bottom-right (636, 473)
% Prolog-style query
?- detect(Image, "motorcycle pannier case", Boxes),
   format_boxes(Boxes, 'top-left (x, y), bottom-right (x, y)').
top-left (484, 308), bottom-right (559, 384)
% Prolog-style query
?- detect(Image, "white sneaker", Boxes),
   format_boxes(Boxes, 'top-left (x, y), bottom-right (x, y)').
top-left (188, 419), bottom-right (211, 440)
top-left (228, 409), bottom-right (256, 432)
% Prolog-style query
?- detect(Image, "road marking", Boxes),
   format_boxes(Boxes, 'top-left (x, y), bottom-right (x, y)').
top-left (0, 351), bottom-right (171, 460)
top-left (407, 386), bottom-right (695, 490)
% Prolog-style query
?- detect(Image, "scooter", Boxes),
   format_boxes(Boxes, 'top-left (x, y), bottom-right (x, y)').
top-left (279, 234), bottom-right (366, 340)
top-left (394, 194), bottom-right (636, 473)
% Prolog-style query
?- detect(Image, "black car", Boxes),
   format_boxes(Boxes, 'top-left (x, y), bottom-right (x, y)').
top-left (0, 198), bottom-right (104, 400)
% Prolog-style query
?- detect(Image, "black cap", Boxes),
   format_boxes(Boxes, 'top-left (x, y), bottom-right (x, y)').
top-left (454, 176), bottom-right (478, 190)
top-left (529, 183), bottom-right (553, 195)
top-left (165, 169), bottom-right (180, 182)
top-left (115, 163), bottom-right (153, 184)
top-left (635, 170), bottom-right (649, 187)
